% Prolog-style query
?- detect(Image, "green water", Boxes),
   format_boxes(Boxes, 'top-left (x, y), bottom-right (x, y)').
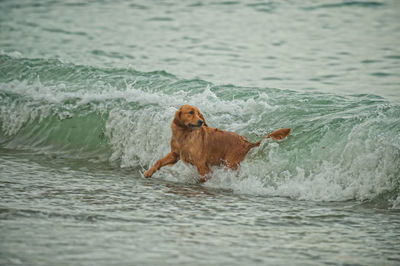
top-left (1, 0), bottom-right (400, 265)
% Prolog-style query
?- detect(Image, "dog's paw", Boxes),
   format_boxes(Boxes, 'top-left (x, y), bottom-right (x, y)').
top-left (199, 176), bottom-right (211, 183)
top-left (143, 170), bottom-right (153, 178)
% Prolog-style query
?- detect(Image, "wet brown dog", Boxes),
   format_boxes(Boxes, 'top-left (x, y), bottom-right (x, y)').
top-left (144, 105), bottom-right (290, 182)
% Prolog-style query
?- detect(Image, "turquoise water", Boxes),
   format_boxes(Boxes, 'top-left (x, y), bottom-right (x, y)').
top-left (1, 0), bottom-right (400, 265)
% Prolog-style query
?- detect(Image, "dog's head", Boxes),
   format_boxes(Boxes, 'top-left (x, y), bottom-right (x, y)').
top-left (173, 105), bottom-right (207, 129)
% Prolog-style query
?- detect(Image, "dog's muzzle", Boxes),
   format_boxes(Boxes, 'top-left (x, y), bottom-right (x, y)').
top-left (188, 119), bottom-right (204, 129)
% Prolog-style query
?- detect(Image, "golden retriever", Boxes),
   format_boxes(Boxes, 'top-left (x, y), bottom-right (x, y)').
top-left (144, 105), bottom-right (290, 182)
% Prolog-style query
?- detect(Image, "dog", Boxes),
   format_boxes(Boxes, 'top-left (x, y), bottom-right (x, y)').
top-left (143, 105), bottom-right (290, 182)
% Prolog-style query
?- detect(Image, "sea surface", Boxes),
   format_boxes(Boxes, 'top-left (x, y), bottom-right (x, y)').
top-left (1, 0), bottom-right (400, 265)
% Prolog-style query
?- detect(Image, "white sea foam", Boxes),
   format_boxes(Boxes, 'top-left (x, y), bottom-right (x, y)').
top-left (392, 196), bottom-right (400, 209)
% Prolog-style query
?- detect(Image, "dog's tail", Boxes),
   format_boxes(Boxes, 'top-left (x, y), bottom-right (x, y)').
top-left (252, 128), bottom-right (291, 147)
top-left (266, 128), bottom-right (291, 140)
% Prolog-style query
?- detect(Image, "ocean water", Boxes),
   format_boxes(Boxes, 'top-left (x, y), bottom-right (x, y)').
top-left (1, 0), bottom-right (400, 265)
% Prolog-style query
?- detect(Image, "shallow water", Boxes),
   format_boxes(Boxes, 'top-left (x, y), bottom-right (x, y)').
top-left (1, 0), bottom-right (400, 265)
top-left (1, 150), bottom-right (400, 265)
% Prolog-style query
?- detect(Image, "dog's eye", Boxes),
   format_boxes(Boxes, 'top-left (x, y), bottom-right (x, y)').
top-left (189, 111), bottom-right (194, 115)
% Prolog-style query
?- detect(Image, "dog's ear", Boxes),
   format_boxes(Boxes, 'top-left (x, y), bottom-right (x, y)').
top-left (173, 109), bottom-right (184, 127)
top-left (198, 112), bottom-right (208, 127)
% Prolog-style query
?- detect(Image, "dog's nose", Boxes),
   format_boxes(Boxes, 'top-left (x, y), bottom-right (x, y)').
top-left (198, 119), bottom-right (204, 125)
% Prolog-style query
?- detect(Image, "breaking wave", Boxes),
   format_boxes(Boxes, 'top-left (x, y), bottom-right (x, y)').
top-left (1, 54), bottom-right (399, 207)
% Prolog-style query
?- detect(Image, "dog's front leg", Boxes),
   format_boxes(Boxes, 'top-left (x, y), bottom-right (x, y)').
top-left (196, 162), bottom-right (211, 183)
top-left (144, 152), bottom-right (179, 178)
